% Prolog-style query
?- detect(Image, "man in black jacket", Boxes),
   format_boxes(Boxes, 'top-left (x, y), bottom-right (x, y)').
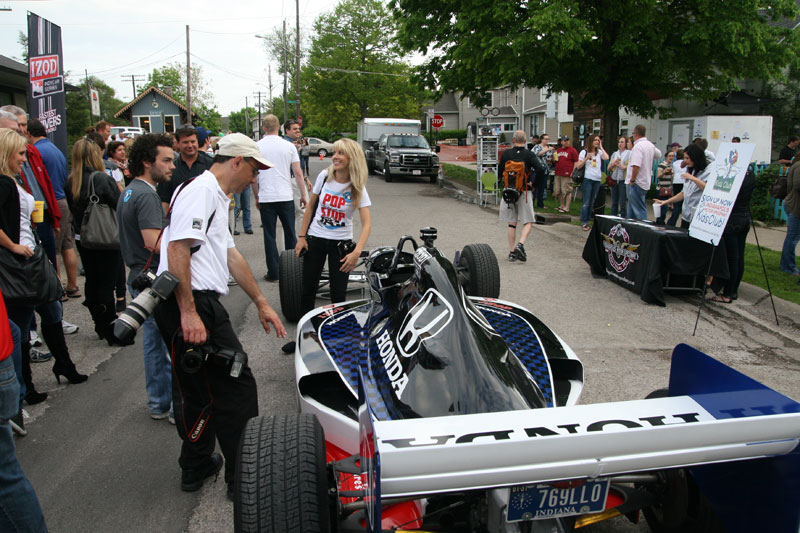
top-left (498, 130), bottom-right (545, 262)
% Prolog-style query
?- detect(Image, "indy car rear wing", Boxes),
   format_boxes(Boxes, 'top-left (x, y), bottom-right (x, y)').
top-left (359, 344), bottom-right (800, 531)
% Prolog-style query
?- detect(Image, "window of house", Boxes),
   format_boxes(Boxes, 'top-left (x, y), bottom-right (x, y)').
top-left (593, 119), bottom-right (602, 134)
top-left (164, 116), bottom-right (176, 133)
top-left (140, 117), bottom-right (151, 133)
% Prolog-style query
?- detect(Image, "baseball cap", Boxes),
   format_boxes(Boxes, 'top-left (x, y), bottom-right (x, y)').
top-left (560, 135), bottom-right (570, 141)
top-left (196, 126), bottom-right (210, 145)
top-left (669, 141), bottom-right (681, 148)
top-left (216, 133), bottom-right (273, 169)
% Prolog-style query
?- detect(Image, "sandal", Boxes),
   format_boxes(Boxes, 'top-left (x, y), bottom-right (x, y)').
top-left (709, 294), bottom-right (732, 303)
top-left (557, 207), bottom-right (567, 213)
top-left (65, 287), bottom-right (82, 298)
top-left (582, 224), bottom-right (591, 231)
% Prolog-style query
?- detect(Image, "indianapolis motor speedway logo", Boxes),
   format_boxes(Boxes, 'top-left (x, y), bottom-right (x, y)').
top-left (601, 224), bottom-right (640, 273)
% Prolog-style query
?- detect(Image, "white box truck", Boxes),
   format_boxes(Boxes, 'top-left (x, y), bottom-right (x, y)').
top-left (357, 118), bottom-right (421, 152)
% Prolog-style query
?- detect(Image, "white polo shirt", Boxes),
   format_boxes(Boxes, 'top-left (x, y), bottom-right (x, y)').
top-left (157, 170), bottom-right (235, 295)
top-left (255, 135), bottom-right (299, 203)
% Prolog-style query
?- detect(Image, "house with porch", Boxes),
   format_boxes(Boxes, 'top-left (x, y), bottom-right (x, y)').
top-left (114, 86), bottom-right (195, 133)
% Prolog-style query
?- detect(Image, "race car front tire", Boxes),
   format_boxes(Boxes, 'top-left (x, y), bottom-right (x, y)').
top-left (279, 250), bottom-right (304, 322)
top-left (234, 414), bottom-right (331, 533)
top-left (458, 243), bottom-right (500, 298)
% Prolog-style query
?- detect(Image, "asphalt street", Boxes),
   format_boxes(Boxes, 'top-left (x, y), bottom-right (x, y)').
top-left (15, 156), bottom-right (800, 532)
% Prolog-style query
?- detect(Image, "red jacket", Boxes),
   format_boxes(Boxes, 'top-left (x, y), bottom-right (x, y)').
top-left (0, 289), bottom-right (12, 362)
top-left (22, 144), bottom-right (61, 229)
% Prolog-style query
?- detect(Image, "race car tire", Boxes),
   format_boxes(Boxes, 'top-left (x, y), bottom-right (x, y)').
top-left (279, 250), bottom-right (304, 322)
top-left (638, 469), bottom-right (724, 533)
top-left (458, 243), bottom-right (500, 298)
top-left (384, 162), bottom-right (393, 182)
top-left (234, 414), bottom-right (331, 533)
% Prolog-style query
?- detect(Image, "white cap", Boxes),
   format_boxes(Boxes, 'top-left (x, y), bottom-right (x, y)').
top-left (216, 133), bottom-right (273, 169)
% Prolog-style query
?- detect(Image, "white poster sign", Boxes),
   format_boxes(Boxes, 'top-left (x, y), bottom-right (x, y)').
top-left (90, 88), bottom-right (100, 116)
top-left (688, 142), bottom-right (755, 246)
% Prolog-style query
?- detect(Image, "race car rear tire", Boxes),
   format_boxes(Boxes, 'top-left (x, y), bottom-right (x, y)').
top-left (234, 414), bottom-right (331, 533)
top-left (639, 469), bottom-right (724, 533)
top-left (279, 250), bottom-right (304, 322)
top-left (459, 243), bottom-right (500, 298)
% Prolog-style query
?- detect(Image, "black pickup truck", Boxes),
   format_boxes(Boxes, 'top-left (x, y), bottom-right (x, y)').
top-left (365, 133), bottom-right (440, 183)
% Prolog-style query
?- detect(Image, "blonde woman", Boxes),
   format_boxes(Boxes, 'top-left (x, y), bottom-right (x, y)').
top-left (284, 138), bottom-right (372, 352)
top-left (66, 138), bottom-right (127, 345)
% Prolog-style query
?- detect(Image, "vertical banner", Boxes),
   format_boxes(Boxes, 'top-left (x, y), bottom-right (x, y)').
top-left (90, 88), bottom-right (100, 117)
top-left (689, 142), bottom-right (755, 245)
top-left (27, 12), bottom-right (67, 156)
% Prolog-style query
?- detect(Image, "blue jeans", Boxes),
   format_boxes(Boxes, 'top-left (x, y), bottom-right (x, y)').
top-left (780, 206), bottom-right (800, 275)
top-left (259, 201), bottom-right (297, 280)
top-left (627, 184), bottom-right (648, 220)
top-left (129, 285), bottom-right (172, 416)
top-left (610, 181), bottom-right (627, 217)
top-left (0, 357), bottom-right (48, 533)
top-left (7, 321), bottom-right (22, 410)
top-left (233, 186), bottom-right (252, 232)
top-left (580, 179), bottom-right (601, 225)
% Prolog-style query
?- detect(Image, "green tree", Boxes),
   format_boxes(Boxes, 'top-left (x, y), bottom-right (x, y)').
top-left (139, 62), bottom-right (220, 128)
top-left (65, 76), bottom-right (126, 147)
top-left (302, 0), bottom-right (429, 132)
top-left (761, 65), bottom-right (800, 153)
top-left (228, 106), bottom-right (258, 135)
top-left (393, 0), bottom-right (799, 146)
top-left (16, 31), bottom-right (27, 62)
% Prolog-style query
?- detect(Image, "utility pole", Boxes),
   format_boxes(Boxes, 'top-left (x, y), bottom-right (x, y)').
top-left (121, 74), bottom-right (145, 99)
top-left (245, 96), bottom-right (249, 137)
top-left (295, 0), bottom-right (301, 120)
top-left (268, 65), bottom-right (273, 113)
top-left (282, 19), bottom-right (288, 122)
top-left (186, 25), bottom-right (192, 126)
top-left (253, 91), bottom-right (265, 139)
top-left (85, 69), bottom-right (92, 124)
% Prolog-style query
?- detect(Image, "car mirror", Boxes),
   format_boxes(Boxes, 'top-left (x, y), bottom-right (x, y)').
top-left (434, 145), bottom-right (441, 153)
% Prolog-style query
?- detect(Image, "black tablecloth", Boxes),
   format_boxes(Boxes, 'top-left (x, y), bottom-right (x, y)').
top-left (582, 216), bottom-right (729, 306)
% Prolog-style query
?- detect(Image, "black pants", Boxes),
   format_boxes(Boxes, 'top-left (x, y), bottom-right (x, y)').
top-left (301, 236), bottom-right (349, 315)
top-left (711, 225), bottom-right (749, 297)
top-left (154, 291), bottom-right (258, 484)
top-left (76, 243), bottom-right (121, 337)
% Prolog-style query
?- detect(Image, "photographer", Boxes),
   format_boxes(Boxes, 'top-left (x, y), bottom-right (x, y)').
top-left (116, 134), bottom-right (175, 422)
top-left (152, 134), bottom-right (286, 498)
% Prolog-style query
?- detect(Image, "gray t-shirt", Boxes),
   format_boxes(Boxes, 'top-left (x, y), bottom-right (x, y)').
top-left (116, 179), bottom-right (164, 283)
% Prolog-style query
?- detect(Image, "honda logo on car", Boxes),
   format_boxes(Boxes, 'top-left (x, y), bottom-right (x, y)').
top-left (376, 330), bottom-right (409, 398)
top-left (396, 289), bottom-right (453, 358)
top-left (382, 412), bottom-right (701, 448)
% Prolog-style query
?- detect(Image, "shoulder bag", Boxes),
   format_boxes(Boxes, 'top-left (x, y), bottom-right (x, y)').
top-left (0, 244), bottom-right (64, 307)
top-left (80, 171), bottom-right (120, 250)
top-left (571, 157), bottom-right (585, 185)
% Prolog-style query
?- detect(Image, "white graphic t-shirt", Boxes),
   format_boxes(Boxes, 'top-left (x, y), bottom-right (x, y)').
top-left (308, 169), bottom-right (371, 241)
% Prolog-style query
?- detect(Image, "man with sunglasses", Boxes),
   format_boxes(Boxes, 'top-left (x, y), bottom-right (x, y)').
top-left (153, 133), bottom-right (287, 499)
top-left (157, 125), bottom-right (213, 212)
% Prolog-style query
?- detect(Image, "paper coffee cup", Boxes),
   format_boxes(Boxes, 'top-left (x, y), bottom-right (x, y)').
top-left (652, 203), bottom-right (661, 219)
top-left (32, 201), bottom-right (44, 223)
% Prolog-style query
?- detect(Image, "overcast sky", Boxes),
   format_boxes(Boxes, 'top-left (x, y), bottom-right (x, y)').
top-left (0, 0), bottom-right (335, 116)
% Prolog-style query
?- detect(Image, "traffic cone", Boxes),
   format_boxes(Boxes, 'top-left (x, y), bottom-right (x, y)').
top-left (319, 152), bottom-right (324, 160)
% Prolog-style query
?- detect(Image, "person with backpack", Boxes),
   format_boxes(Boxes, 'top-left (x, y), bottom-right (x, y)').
top-left (498, 131), bottom-right (545, 262)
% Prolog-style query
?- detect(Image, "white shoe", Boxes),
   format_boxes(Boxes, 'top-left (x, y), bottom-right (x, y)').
top-left (227, 275), bottom-right (238, 286)
top-left (62, 320), bottom-right (79, 335)
top-left (30, 330), bottom-right (42, 347)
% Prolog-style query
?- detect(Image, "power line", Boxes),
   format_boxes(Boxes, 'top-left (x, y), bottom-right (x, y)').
top-left (189, 53), bottom-right (265, 82)
top-left (87, 42), bottom-right (183, 76)
top-left (310, 65), bottom-right (409, 77)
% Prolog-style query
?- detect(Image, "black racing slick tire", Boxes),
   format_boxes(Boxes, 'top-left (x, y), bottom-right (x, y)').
top-left (234, 414), bottom-right (331, 533)
top-left (384, 162), bottom-right (393, 182)
top-left (279, 250), bottom-right (304, 322)
top-left (459, 243), bottom-right (500, 298)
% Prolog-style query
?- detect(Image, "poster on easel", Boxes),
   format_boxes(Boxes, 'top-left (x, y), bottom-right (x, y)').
top-left (688, 142), bottom-right (755, 246)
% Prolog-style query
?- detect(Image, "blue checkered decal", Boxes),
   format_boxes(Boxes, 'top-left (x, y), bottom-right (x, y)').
top-left (475, 303), bottom-right (554, 407)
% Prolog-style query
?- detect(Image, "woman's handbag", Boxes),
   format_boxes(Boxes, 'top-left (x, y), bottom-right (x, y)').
top-left (80, 171), bottom-right (119, 250)
top-left (0, 245), bottom-right (64, 307)
top-left (571, 164), bottom-right (585, 185)
top-left (658, 186), bottom-right (673, 198)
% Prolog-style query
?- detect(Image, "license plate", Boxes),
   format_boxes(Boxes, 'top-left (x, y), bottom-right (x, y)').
top-left (412, 169), bottom-right (421, 175)
top-left (506, 479), bottom-right (610, 522)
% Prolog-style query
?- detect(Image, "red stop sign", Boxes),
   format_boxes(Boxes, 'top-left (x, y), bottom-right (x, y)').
top-left (431, 115), bottom-right (444, 129)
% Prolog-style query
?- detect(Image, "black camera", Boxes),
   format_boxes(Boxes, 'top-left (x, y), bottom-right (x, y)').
top-left (180, 334), bottom-right (247, 378)
top-left (338, 239), bottom-right (356, 256)
top-left (113, 270), bottom-right (179, 344)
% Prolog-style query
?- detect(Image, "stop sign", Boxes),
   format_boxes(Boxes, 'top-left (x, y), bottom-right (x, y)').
top-left (431, 114), bottom-right (444, 129)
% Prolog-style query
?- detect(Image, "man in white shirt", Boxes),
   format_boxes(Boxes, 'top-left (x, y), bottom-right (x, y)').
top-left (625, 124), bottom-right (661, 220)
top-left (153, 133), bottom-right (287, 499)
top-left (252, 114), bottom-right (308, 282)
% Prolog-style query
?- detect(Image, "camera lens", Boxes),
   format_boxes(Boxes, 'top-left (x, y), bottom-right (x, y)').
top-left (182, 348), bottom-right (204, 373)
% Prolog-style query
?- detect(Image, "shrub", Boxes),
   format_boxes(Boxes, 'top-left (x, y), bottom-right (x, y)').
top-left (752, 163), bottom-right (780, 223)
top-left (433, 129), bottom-right (467, 140)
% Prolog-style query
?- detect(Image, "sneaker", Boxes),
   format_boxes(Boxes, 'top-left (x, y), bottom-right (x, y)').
top-left (30, 330), bottom-right (42, 347)
top-left (181, 453), bottom-right (223, 492)
top-left (30, 348), bottom-right (52, 363)
top-left (62, 321), bottom-right (79, 335)
top-left (227, 275), bottom-right (238, 286)
top-left (263, 274), bottom-right (278, 282)
top-left (168, 414), bottom-right (176, 425)
top-left (9, 410), bottom-right (26, 436)
top-left (151, 411), bottom-right (170, 420)
top-left (508, 251), bottom-right (517, 262)
top-left (281, 341), bottom-right (296, 354)
top-left (233, 230), bottom-right (241, 236)
top-left (244, 229), bottom-right (253, 235)
top-left (514, 243), bottom-right (527, 262)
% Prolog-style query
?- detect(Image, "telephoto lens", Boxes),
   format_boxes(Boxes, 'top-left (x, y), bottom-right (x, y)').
top-left (113, 271), bottom-right (179, 343)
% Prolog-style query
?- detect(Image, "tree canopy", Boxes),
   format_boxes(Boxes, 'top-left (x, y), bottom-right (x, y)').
top-left (138, 62), bottom-right (221, 131)
top-left (301, 0), bottom-right (429, 132)
top-left (65, 76), bottom-right (126, 147)
top-left (228, 106), bottom-right (257, 135)
top-left (393, 0), bottom-right (800, 138)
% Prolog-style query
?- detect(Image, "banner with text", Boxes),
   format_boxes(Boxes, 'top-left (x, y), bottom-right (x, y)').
top-left (689, 142), bottom-right (755, 246)
top-left (28, 13), bottom-right (67, 156)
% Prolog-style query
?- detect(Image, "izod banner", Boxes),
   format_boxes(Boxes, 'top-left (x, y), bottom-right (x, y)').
top-left (27, 13), bottom-right (67, 156)
top-left (689, 142), bottom-right (755, 246)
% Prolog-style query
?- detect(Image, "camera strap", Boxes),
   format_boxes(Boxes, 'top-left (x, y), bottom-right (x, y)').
top-left (169, 329), bottom-right (214, 443)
